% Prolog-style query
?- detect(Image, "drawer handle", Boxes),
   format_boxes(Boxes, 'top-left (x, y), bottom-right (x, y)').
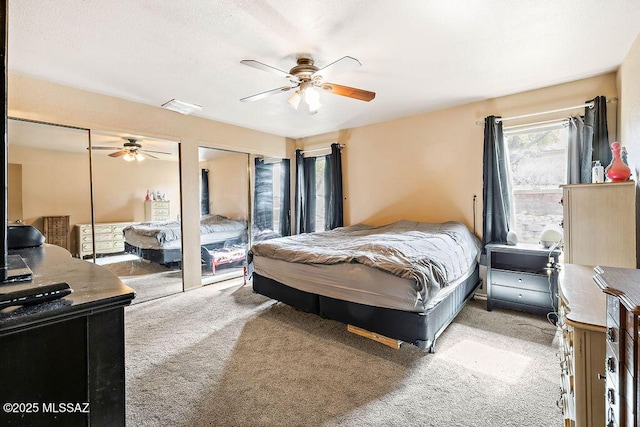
top-left (607, 357), bottom-right (616, 373)
top-left (606, 327), bottom-right (616, 343)
top-left (607, 407), bottom-right (615, 427)
top-left (597, 373), bottom-right (606, 381)
top-left (607, 388), bottom-right (615, 405)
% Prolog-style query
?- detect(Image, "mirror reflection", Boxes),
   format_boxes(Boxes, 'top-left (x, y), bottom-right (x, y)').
top-left (199, 147), bottom-right (249, 286)
top-left (7, 118), bottom-right (91, 254)
top-left (90, 131), bottom-right (183, 303)
top-left (7, 118), bottom-right (184, 304)
top-left (252, 155), bottom-right (291, 241)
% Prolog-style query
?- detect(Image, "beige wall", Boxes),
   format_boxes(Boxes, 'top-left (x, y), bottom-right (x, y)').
top-left (300, 73), bottom-right (618, 235)
top-left (8, 146), bottom-right (92, 227)
top-left (91, 155), bottom-right (180, 223)
top-left (619, 34), bottom-right (640, 181)
top-left (9, 73), bottom-right (288, 290)
top-left (618, 32), bottom-right (640, 262)
top-left (202, 152), bottom-right (249, 220)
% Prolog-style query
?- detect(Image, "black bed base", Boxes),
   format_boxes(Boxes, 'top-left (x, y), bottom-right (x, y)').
top-left (252, 265), bottom-right (480, 352)
top-left (125, 238), bottom-right (246, 266)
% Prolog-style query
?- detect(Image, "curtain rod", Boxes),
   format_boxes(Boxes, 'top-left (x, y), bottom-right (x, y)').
top-left (475, 98), bottom-right (618, 126)
top-left (503, 117), bottom-right (569, 131)
top-left (496, 101), bottom-right (594, 123)
top-left (300, 143), bottom-right (345, 154)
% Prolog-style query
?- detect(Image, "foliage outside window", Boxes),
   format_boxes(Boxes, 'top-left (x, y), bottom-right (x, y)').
top-left (504, 124), bottom-right (568, 243)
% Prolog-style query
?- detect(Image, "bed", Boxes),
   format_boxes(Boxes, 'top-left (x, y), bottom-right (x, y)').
top-left (123, 214), bottom-right (248, 266)
top-left (248, 220), bottom-right (481, 352)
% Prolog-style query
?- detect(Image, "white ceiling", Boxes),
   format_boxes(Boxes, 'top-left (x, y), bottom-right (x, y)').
top-left (8, 1), bottom-right (640, 139)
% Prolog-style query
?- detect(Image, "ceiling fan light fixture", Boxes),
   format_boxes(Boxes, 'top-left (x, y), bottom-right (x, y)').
top-left (123, 152), bottom-right (136, 162)
top-left (304, 86), bottom-right (322, 112)
top-left (161, 99), bottom-right (203, 115)
top-left (135, 152), bottom-right (145, 161)
top-left (287, 91), bottom-right (302, 109)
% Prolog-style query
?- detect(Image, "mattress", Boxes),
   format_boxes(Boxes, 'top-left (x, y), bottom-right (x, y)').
top-left (124, 228), bottom-right (246, 250)
top-left (123, 214), bottom-right (248, 250)
top-left (250, 220), bottom-right (481, 313)
top-left (253, 255), bottom-right (477, 313)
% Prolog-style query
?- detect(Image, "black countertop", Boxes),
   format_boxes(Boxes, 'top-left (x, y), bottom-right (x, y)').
top-left (0, 244), bottom-right (135, 335)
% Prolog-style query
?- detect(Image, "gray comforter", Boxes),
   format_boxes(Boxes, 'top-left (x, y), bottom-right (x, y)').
top-left (123, 214), bottom-right (247, 245)
top-left (249, 220), bottom-right (481, 300)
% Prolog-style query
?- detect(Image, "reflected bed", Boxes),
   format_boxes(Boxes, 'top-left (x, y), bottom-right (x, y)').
top-left (123, 214), bottom-right (248, 265)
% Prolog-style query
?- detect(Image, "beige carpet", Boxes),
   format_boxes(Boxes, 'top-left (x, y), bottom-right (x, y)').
top-left (125, 284), bottom-right (563, 426)
top-left (101, 259), bottom-right (174, 277)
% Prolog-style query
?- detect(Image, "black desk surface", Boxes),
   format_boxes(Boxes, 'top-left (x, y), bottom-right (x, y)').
top-left (0, 244), bottom-right (135, 335)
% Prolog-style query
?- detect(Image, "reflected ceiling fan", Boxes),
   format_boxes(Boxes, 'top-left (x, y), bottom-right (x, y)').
top-left (239, 55), bottom-right (375, 114)
top-left (90, 137), bottom-right (171, 162)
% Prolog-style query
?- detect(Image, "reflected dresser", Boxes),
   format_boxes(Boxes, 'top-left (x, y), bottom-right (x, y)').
top-left (74, 222), bottom-right (134, 258)
top-left (42, 215), bottom-right (70, 251)
top-left (144, 200), bottom-right (170, 221)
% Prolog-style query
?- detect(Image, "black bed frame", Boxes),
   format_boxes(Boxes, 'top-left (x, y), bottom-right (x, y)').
top-left (252, 265), bottom-right (480, 352)
top-left (124, 237), bottom-right (246, 267)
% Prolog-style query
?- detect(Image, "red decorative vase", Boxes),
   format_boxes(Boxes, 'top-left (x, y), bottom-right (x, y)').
top-left (605, 141), bottom-right (631, 182)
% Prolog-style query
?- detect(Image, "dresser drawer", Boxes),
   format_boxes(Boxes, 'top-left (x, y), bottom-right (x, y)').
top-left (491, 270), bottom-right (552, 293)
top-left (608, 295), bottom-right (621, 326)
top-left (491, 285), bottom-right (551, 308)
top-left (94, 225), bottom-right (113, 234)
top-left (95, 233), bottom-right (113, 242)
top-left (625, 331), bottom-right (635, 376)
top-left (152, 208), bottom-right (170, 215)
top-left (606, 375), bottom-right (622, 427)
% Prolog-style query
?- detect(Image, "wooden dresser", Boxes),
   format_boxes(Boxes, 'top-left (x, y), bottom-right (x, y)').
top-left (144, 200), bottom-right (170, 221)
top-left (558, 264), bottom-right (607, 427)
top-left (594, 266), bottom-right (640, 427)
top-left (75, 222), bottom-right (134, 258)
top-left (561, 181), bottom-right (636, 268)
top-left (42, 215), bottom-right (70, 251)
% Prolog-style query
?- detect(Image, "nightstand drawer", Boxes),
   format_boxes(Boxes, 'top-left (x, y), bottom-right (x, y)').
top-left (491, 285), bottom-right (551, 308)
top-left (491, 269), bottom-right (553, 293)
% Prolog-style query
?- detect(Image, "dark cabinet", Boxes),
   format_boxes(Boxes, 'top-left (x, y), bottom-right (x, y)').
top-left (486, 243), bottom-right (560, 321)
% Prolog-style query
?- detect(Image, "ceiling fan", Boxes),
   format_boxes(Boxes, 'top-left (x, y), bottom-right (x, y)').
top-left (90, 137), bottom-right (171, 162)
top-left (239, 55), bottom-right (376, 114)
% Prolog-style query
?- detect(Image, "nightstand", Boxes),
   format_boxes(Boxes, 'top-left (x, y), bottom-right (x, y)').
top-left (486, 243), bottom-right (561, 321)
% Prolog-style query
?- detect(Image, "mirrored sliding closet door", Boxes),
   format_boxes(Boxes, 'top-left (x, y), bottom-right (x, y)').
top-left (90, 131), bottom-right (183, 303)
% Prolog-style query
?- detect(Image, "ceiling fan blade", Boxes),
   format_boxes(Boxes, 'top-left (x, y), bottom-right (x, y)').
top-left (90, 146), bottom-right (120, 150)
top-left (240, 85), bottom-right (297, 102)
top-left (240, 60), bottom-right (298, 81)
top-left (141, 149), bottom-right (172, 155)
top-left (143, 153), bottom-right (159, 160)
top-left (312, 56), bottom-right (361, 80)
top-left (321, 83), bottom-right (376, 102)
top-left (108, 150), bottom-right (128, 158)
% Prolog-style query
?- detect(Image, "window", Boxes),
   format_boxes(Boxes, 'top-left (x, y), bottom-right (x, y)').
top-left (504, 124), bottom-right (568, 243)
top-left (314, 156), bottom-right (326, 232)
top-left (272, 162), bottom-right (281, 234)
